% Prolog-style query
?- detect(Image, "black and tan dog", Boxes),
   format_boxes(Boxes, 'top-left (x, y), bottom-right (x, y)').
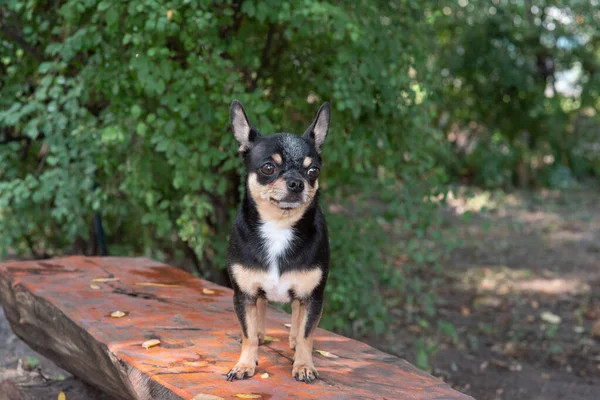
top-left (225, 100), bottom-right (331, 384)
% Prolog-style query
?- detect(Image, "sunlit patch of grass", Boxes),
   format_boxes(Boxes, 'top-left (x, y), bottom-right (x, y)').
top-left (443, 187), bottom-right (523, 215)
top-left (452, 265), bottom-right (590, 296)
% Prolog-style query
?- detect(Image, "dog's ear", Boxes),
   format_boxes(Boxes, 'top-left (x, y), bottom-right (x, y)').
top-left (303, 102), bottom-right (330, 153)
top-left (230, 100), bottom-right (260, 152)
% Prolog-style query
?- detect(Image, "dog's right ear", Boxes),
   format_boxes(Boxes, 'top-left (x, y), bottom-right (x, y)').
top-left (230, 100), bottom-right (259, 153)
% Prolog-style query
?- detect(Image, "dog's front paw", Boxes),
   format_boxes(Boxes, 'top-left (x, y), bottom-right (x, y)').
top-left (292, 362), bottom-right (319, 384)
top-left (226, 362), bottom-right (256, 381)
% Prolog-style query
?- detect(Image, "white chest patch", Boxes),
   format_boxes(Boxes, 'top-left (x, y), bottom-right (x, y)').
top-left (259, 221), bottom-right (295, 266)
top-left (258, 221), bottom-right (295, 302)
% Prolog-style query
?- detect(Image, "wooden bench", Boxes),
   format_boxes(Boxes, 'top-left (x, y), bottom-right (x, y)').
top-left (0, 257), bottom-right (473, 400)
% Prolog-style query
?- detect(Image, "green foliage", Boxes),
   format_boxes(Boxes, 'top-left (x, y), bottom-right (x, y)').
top-left (414, 338), bottom-right (438, 372)
top-left (0, 1), bottom-right (446, 334)
top-left (3, 0), bottom-right (597, 341)
top-left (23, 356), bottom-right (40, 370)
top-left (435, 0), bottom-right (600, 187)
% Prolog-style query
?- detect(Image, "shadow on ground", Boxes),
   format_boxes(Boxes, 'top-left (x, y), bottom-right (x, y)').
top-left (372, 186), bottom-right (600, 400)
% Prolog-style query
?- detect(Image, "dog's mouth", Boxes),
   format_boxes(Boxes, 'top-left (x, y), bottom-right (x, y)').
top-left (269, 197), bottom-right (303, 210)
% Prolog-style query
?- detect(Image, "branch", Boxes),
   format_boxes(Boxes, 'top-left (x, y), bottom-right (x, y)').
top-left (0, 28), bottom-right (44, 61)
top-left (232, 0), bottom-right (245, 34)
top-left (249, 23), bottom-right (276, 91)
top-left (1, 131), bottom-right (45, 145)
top-left (0, 11), bottom-right (45, 62)
top-left (0, 135), bottom-right (29, 144)
top-left (271, 29), bottom-right (287, 78)
top-left (218, 0), bottom-right (245, 40)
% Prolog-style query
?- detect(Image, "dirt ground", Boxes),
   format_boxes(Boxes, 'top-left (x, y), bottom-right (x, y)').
top-left (0, 307), bottom-right (66, 379)
top-left (1, 186), bottom-right (599, 399)
top-left (371, 185), bottom-right (600, 400)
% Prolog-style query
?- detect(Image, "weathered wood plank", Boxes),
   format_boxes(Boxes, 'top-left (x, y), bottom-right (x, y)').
top-left (0, 257), bottom-right (473, 400)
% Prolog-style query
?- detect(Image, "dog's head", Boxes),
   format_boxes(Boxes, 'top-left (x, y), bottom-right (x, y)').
top-left (230, 100), bottom-right (330, 223)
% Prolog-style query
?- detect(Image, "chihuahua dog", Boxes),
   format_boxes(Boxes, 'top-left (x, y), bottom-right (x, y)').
top-left (225, 100), bottom-right (331, 384)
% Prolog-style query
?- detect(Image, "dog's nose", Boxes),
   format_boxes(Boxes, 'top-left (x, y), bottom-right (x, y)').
top-left (286, 179), bottom-right (305, 193)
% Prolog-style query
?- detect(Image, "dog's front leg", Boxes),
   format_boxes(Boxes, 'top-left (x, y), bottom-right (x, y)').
top-left (289, 299), bottom-right (304, 350)
top-left (256, 297), bottom-right (267, 345)
top-left (292, 295), bottom-right (323, 383)
top-left (227, 292), bottom-right (259, 381)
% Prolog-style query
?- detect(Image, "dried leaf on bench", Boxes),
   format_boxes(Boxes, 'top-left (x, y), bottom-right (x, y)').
top-left (235, 394), bottom-right (262, 399)
top-left (142, 339), bottom-right (161, 349)
top-left (193, 395), bottom-right (225, 400)
top-left (315, 349), bottom-right (339, 359)
top-left (90, 284), bottom-right (101, 290)
top-left (110, 311), bottom-right (126, 318)
top-left (91, 277), bottom-right (119, 283)
top-left (261, 372), bottom-right (269, 379)
top-left (136, 282), bottom-right (183, 288)
top-left (264, 336), bottom-right (280, 342)
top-left (202, 288), bottom-right (215, 294)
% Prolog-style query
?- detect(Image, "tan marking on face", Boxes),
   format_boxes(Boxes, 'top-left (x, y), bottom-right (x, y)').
top-left (303, 157), bottom-right (313, 168)
top-left (247, 173), bottom-right (318, 228)
top-left (231, 264), bottom-right (323, 301)
top-left (272, 153), bottom-right (282, 165)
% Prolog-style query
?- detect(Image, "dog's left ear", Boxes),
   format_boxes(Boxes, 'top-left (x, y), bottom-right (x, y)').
top-left (303, 102), bottom-right (330, 154)
top-left (231, 100), bottom-right (260, 153)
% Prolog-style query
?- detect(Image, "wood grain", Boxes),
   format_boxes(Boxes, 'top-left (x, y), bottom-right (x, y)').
top-left (0, 257), bottom-right (473, 400)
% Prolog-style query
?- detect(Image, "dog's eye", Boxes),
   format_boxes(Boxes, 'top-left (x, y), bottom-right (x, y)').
top-left (260, 163), bottom-right (275, 176)
top-left (307, 167), bottom-right (320, 179)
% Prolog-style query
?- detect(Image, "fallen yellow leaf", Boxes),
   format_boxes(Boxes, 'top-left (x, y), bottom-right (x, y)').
top-left (193, 395), bottom-right (225, 400)
top-left (264, 336), bottom-right (280, 342)
top-left (90, 284), bottom-right (101, 290)
top-left (315, 349), bottom-right (339, 359)
top-left (135, 282), bottom-right (183, 288)
top-left (235, 394), bottom-right (262, 399)
top-left (91, 277), bottom-right (119, 283)
top-left (58, 392), bottom-right (66, 400)
top-left (260, 372), bottom-right (269, 379)
top-left (110, 311), bottom-right (126, 318)
top-left (202, 288), bottom-right (215, 294)
top-left (142, 339), bottom-right (161, 349)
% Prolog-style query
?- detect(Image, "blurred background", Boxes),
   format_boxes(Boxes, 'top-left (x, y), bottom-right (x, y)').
top-left (1, 1), bottom-right (599, 399)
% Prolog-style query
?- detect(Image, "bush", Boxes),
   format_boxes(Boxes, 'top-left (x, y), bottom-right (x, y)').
top-left (434, 0), bottom-right (600, 187)
top-left (0, 1), bottom-right (447, 333)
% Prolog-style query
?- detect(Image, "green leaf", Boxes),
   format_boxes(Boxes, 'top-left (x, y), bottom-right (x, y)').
top-left (23, 356), bottom-right (40, 369)
top-left (106, 7), bottom-right (120, 26)
top-left (136, 122), bottom-right (148, 136)
top-left (131, 105), bottom-right (142, 118)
